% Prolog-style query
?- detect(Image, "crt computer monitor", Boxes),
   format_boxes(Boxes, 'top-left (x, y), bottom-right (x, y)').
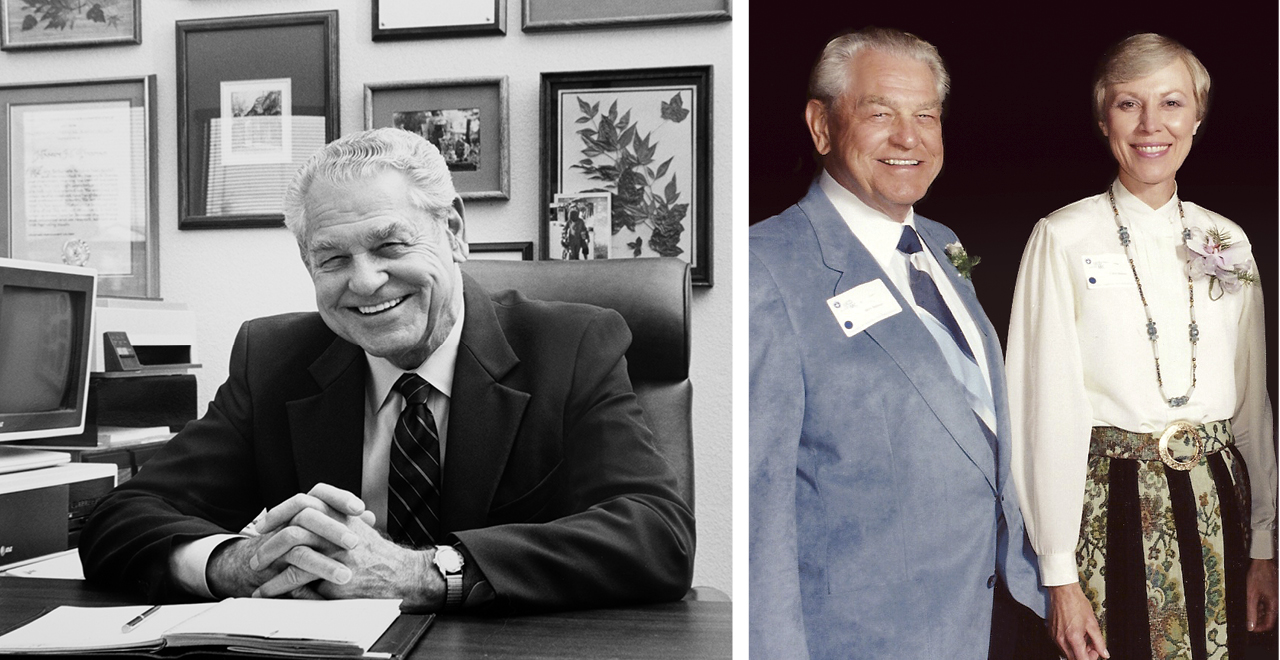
top-left (0, 257), bottom-right (96, 474)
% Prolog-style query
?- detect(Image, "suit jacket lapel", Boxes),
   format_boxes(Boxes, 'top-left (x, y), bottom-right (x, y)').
top-left (800, 183), bottom-right (997, 490)
top-left (287, 337), bottom-right (367, 493)
top-left (440, 274), bottom-right (530, 533)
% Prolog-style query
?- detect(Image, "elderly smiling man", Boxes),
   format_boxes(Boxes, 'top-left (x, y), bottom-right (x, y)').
top-left (80, 128), bottom-right (694, 613)
top-left (749, 27), bottom-right (1048, 659)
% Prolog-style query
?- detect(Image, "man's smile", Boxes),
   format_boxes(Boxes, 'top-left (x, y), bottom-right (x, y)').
top-left (356, 296), bottom-right (407, 315)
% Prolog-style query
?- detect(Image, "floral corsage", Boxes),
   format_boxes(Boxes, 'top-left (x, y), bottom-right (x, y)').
top-left (944, 242), bottom-right (980, 280)
top-left (1183, 226), bottom-right (1257, 300)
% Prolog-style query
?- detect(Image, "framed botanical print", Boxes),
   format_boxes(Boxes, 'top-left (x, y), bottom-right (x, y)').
top-left (541, 66), bottom-right (712, 285)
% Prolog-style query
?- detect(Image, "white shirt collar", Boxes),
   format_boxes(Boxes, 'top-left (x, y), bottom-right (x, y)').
top-left (819, 169), bottom-right (918, 264)
top-left (365, 294), bottom-right (464, 412)
top-left (1111, 178), bottom-right (1182, 231)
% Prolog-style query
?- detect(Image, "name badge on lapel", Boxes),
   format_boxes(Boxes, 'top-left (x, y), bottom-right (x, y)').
top-left (827, 279), bottom-right (902, 337)
top-left (1082, 254), bottom-right (1134, 289)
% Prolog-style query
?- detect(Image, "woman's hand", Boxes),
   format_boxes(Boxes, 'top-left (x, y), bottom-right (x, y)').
top-left (1247, 558), bottom-right (1278, 632)
top-left (1048, 583), bottom-right (1109, 660)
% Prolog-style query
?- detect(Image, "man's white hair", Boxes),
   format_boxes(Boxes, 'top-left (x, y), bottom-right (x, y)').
top-left (282, 127), bottom-right (457, 254)
top-left (808, 27), bottom-right (949, 109)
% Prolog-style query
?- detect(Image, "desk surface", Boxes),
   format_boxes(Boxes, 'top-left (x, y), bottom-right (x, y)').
top-left (0, 576), bottom-right (731, 659)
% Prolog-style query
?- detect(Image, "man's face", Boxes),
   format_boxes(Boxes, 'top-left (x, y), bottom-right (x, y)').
top-left (806, 50), bottom-right (944, 222)
top-left (302, 169), bottom-right (466, 370)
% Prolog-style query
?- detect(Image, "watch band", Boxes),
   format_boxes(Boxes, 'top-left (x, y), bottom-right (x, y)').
top-left (433, 545), bottom-right (465, 611)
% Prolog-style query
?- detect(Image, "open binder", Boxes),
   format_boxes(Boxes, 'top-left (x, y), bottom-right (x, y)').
top-left (0, 598), bottom-right (432, 658)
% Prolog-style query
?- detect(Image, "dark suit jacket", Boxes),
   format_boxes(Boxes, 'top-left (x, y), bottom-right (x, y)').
top-left (749, 182), bottom-right (1046, 660)
top-left (79, 274), bottom-right (695, 611)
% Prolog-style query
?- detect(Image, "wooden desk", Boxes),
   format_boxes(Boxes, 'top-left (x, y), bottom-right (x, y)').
top-left (0, 576), bottom-right (731, 659)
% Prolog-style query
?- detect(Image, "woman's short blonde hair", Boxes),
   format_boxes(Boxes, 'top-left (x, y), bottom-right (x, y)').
top-left (1093, 33), bottom-right (1211, 125)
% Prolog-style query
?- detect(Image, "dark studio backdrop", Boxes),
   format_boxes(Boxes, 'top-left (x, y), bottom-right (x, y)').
top-left (749, 4), bottom-right (1279, 423)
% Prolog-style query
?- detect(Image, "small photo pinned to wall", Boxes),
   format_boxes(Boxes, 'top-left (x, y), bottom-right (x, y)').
top-left (394, 107), bottom-right (481, 172)
top-left (549, 192), bottom-right (611, 261)
top-left (220, 78), bottom-right (293, 166)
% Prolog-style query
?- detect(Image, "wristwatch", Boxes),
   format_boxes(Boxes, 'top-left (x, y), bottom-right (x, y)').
top-left (433, 545), bottom-right (465, 610)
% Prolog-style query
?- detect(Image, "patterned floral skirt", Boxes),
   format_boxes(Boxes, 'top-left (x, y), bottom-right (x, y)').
top-left (1078, 421), bottom-right (1252, 660)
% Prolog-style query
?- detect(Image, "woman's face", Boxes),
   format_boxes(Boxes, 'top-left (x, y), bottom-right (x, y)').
top-left (1101, 60), bottom-right (1200, 198)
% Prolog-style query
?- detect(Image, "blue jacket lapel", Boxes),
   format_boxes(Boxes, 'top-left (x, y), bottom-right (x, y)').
top-left (799, 182), bottom-right (997, 490)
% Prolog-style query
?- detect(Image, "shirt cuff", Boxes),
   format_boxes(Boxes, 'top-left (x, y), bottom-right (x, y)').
top-left (169, 534), bottom-right (243, 598)
top-left (1037, 552), bottom-right (1081, 587)
top-left (1250, 527), bottom-right (1276, 559)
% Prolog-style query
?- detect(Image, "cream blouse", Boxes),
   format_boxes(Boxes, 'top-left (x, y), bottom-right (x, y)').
top-left (1007, 179), bottom-right (1278, 587)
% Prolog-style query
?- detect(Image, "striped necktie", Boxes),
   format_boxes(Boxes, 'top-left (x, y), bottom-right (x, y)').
top-left (896, 226), bottom-right (999, 454)
top-left (387, 373), bottom-right (441, 547)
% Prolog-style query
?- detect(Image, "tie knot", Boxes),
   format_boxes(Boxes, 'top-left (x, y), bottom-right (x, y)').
top-left (896, 225), bottom-right (924, 255)
top-left (394, 373), bottom-right (431, 406)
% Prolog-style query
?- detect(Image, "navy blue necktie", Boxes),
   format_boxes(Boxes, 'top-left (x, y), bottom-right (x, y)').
top-left (387, 373), bottom-right (441, 547)
top-left (897, 226), bottom-right (998, 456)
top-left (896, 226), bottom-right (974, 360)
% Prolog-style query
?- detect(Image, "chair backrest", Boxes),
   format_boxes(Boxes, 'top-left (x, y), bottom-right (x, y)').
top-left (461, 257), bottom-right (694, 509)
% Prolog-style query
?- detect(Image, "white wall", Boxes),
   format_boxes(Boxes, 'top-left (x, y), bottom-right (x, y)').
top-left (0, 0), bottom-right (732, 597)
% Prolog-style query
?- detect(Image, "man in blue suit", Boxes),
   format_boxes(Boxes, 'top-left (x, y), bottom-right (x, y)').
top-left (750, 28), bottom-right (1049, 659)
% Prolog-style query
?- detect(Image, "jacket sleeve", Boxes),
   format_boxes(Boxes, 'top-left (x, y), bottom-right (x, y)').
top-left (748, 249), bottom-right (811, 660)
top-left (78, 320), bottom-right (269, 602)
top-left (451, 308), bottom-right (695, 611)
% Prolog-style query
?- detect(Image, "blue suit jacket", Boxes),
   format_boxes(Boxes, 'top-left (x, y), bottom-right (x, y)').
top-left (749, 182), bottom-right (1047, 659)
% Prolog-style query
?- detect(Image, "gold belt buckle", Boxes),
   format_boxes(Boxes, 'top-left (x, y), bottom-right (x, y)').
top-left (1157, 421), bottom-right (1203, 471)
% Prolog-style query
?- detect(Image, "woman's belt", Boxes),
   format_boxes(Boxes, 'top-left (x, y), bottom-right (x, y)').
top-left (1089, 420), bottom-right (1232, 471)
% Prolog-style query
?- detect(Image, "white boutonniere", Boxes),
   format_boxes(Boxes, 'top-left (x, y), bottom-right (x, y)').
top-left (944, 242), bottom-right (980, 280)
top-left (1183, 226), bottom-right (1257, 300)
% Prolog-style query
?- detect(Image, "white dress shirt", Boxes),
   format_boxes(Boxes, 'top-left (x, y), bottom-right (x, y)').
top-left (1007, 179), bottom-right (1278, 586)
top-left (818, 170), bottom-right (995, 418)
top-left (169, 293), bottom-right (465, 596)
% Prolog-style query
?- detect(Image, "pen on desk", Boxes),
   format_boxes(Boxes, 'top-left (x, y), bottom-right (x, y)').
top-left (121, 605), bottom-right (162, 633)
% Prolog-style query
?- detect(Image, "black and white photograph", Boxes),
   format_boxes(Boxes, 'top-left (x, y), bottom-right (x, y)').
top-left (220, 78), bottom-right (291, 166)
top-left (549, 192), bottom-right (610, 261)
top-left (393, 107), bottom-right (481, 172)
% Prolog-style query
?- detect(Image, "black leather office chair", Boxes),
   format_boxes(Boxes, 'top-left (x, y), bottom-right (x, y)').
top-left (460, 257), bottom-right (693, 510)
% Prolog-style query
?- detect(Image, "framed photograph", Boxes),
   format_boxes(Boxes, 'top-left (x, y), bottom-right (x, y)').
top-left (522, 0), bottom-right (730, 32)
top-left (541, 66), bottom-right (712, 285)
top-left (469, 241), bottom-right (534, 261)
top-left (1, 0), bottom-right (140, 51)
top-left (0, 76), bottom-right (159, 298)
top-left (176, 11), bottom-right (339, 230)
top-left (365, 77), bottom-right (509, 200)
top-left (372, 0), bottom-right (505, 40)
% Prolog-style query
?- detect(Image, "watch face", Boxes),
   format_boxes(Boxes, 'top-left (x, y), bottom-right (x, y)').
top-left (435, 546), bottom-right (464, 573)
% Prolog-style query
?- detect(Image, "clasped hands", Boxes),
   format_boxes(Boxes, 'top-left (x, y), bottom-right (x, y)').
top-left (205, 483), bottom-right (443, 611)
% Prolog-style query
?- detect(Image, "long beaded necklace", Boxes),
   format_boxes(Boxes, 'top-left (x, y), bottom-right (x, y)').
top-left (1107, 187), bottom-right (1197, 408)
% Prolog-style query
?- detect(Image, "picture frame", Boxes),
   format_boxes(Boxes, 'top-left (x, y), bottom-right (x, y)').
top-left (1, 0), bottom-right (141, 51)
top-left (372, 0), bottom-right (505, 40)
top-left (0, 76), bottom-right (159, 298)
top-left (176, 11), bottom-right (339, 230)
top-left (365, 77), bottom-right (509, 200)
top-left (522, 0), bottom-right (730, 32)
top-left (469, 241), bottom-right (534, 261)
top-left (541, 66), bottom-right (712, 285)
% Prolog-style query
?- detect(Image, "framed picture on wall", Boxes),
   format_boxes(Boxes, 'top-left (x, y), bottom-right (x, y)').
top-left (365, 77), bottom-right (509, 200)
top-left (176, 11), bottom-right (339, 230)
top-left (541, 66), bottom-right (712, 285)
top-left (0, 76), bottom-right (159, 298)
top-left (0, 0), bottom-right (141, 51)
top-left (469, 241), bottom-right (534, 261)
top-left (372, 0), bottom-right (505, 40)
top-left (522, 0), bottom-right (730, 32)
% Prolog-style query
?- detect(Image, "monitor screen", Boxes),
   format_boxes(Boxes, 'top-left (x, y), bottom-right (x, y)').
top-left (0, 258), bottom-right (96, 443)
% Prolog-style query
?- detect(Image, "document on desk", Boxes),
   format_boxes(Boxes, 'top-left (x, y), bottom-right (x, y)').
top-left (0, 598), bottom-right (428, 657)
